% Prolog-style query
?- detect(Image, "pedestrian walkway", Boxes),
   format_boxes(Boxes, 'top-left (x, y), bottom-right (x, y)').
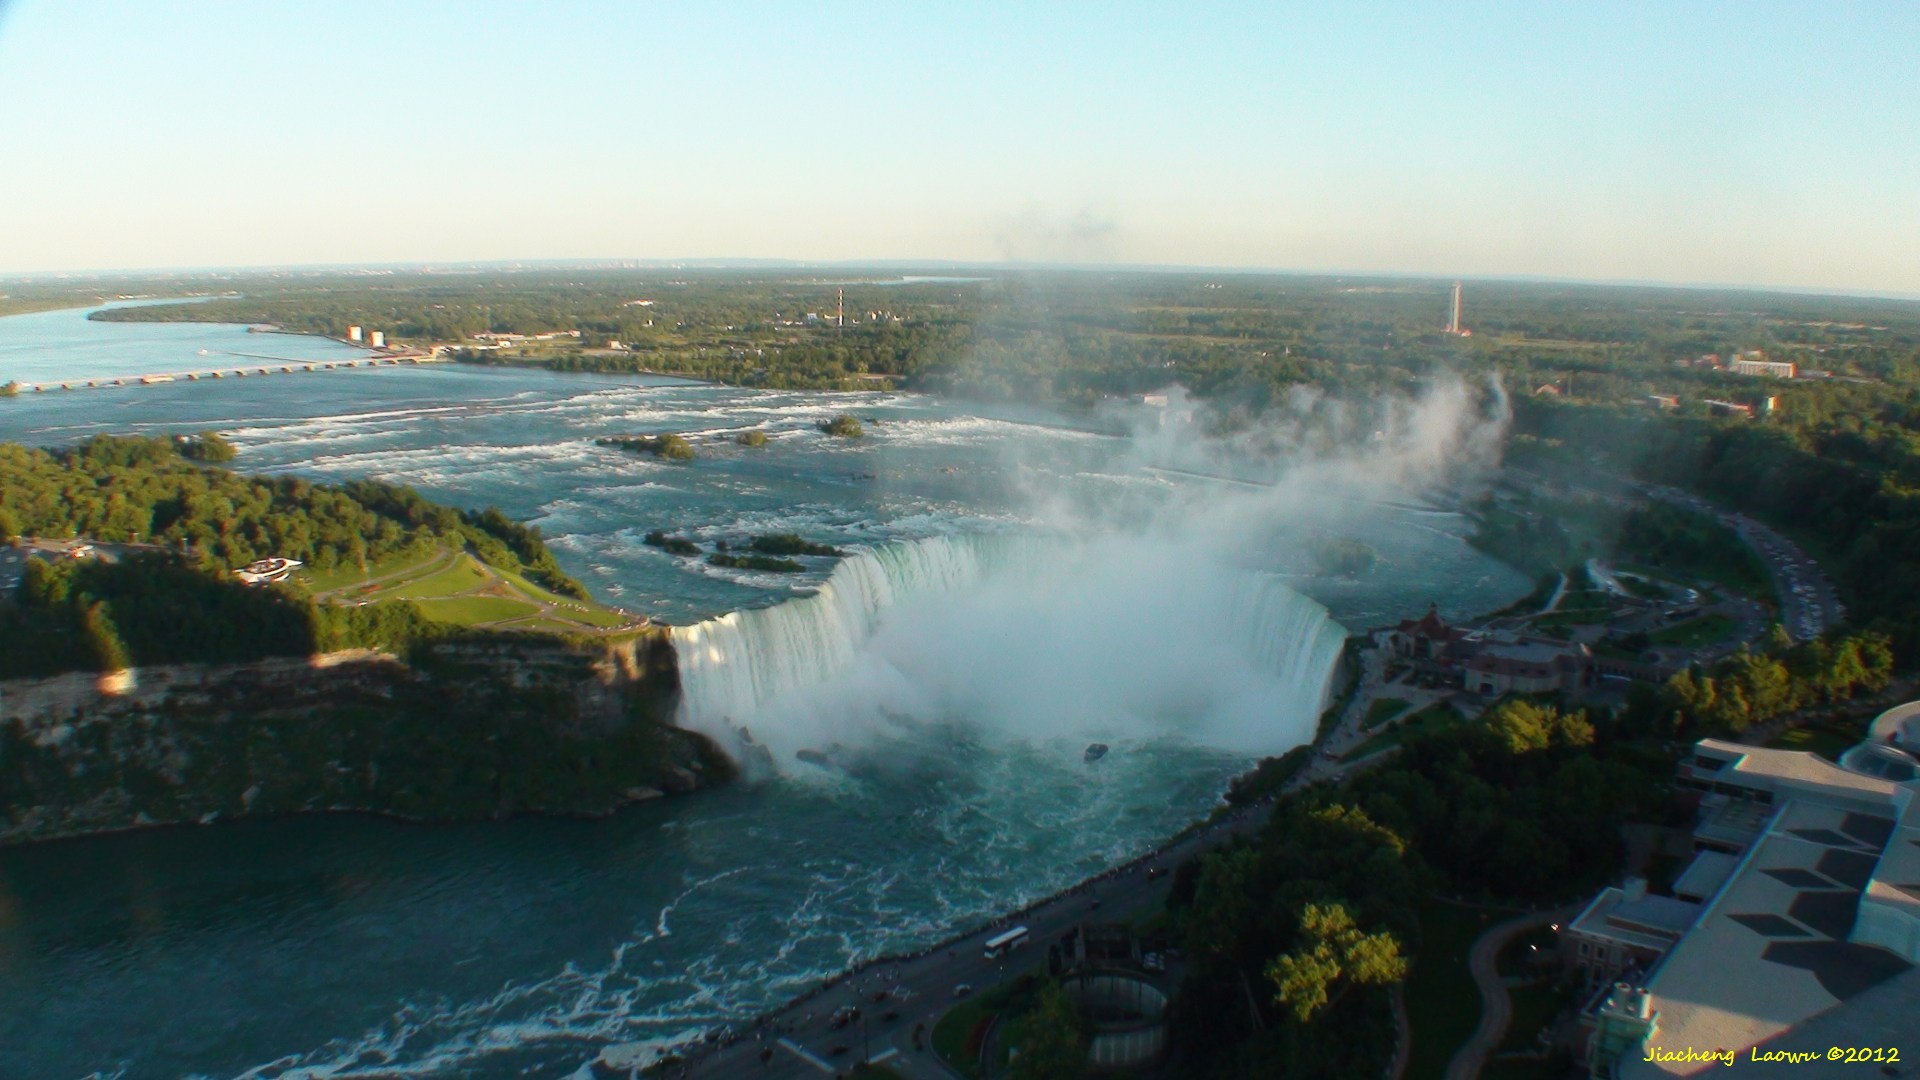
top-left (1443, 904), bottom-right (1580, 1080)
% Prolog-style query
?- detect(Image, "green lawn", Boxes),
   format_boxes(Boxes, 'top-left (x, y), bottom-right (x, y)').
top-left (557, 603), bottom-right (634, 629)
top-left (500, 616), bottom-right (596, 635)
top-left (1405, 900), bottom-right (1497, 1080)
top-left (313, 548), bottom-right (637, 633)
top-left (383, 555), bottom-right (494, 600)
top-left (489, 564), bottom-right (636, 628)
top-left (301, 547), bottom-right (445, 592)
top-left (930, 997), bottom-right (993, 1079)
top-left (1344, 702), bottom-right (1463, 762)
top-left (1532, 590), bottom-right (1614, 628)
top-left (412, 594), bottom-right (543, 625)
top-left (930, 973), bottom-right (1044, 1079)
top-left (1768, 720), bottom-right (1865, 762)
top-left (1499, 982), bottom-right (1568, 1054)
top-left (1362, 697), bottom-right (1413, 729)
top-left (1649, 613), bottom-right (1736, 648)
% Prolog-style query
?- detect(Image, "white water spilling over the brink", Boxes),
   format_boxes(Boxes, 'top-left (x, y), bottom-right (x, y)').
top-left (672, 532), bottom-right (1349, 764)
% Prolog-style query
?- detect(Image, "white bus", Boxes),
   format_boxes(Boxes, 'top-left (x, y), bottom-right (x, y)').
top-left (983, 926), bottom-right (1030, 959)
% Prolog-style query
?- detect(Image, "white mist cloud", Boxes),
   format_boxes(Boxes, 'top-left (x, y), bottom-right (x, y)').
top-left (708, 534), bottom-right (1344, 767)
top-left (677, 374), bottom-right (1513, 773)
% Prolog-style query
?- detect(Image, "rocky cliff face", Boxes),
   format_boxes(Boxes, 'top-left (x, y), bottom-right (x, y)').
top-left (0, 631), bottom-right (728, 846)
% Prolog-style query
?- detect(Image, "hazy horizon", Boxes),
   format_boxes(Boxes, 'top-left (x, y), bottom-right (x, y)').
top-left (3, 1), bottom-right (1917, 293)
top-left (9, 257), bottom-right (1920, 308)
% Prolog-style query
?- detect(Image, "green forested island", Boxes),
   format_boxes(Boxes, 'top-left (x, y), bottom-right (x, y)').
top-left (0, 435), bottom-right (724, 845)
top-left (0, 434), bottom-right (595, 676)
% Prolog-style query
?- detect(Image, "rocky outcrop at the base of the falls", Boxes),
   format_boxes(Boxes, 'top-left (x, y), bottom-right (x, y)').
top-left (0, 631), bottom-right (730, 847)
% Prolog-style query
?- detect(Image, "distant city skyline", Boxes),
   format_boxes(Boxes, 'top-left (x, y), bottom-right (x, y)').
top-left (2, 1), bottom-right (1917, 293)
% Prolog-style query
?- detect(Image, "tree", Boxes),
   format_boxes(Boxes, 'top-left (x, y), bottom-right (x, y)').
top-left (1010, 983), bottom-right (1086, 1080)
top-left (181, 430), bottom-right (238, 463)
top-left (819, 414), bottom-right (865, 438)
top-left (0, 380), bottom-right (19, 398)
top-left (1266, 903), bottom-right (1408, 1023)
top-left (1484, 699), bottom-right (1593, 754)
top-left (653, 434), bottom-right (695, 460)
top-left (79, 600), bottom-right (131, 672)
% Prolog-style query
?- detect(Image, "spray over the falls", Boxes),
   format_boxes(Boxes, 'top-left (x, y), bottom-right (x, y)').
top-left (672, 532), bottom-right (1348, 769)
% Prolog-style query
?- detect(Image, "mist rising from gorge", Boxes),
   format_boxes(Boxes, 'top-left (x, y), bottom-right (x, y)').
top-left (672, 375), bottom-right (1511, 772)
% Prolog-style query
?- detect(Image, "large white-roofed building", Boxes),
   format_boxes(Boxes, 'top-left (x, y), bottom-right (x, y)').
top-left (1577, 706), bottom-right (1920, 1077)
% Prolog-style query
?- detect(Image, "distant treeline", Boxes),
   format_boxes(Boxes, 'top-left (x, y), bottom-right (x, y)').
top-left (70, 271), bottom-right (1920, 644)
top-left (0, 435), bottom-right (590, 678)
top-left (1471, 495), bottom-right (1771, 598)
top-left (87, 269), bottom-right (1920, 410)
top-left (1515, 398), bottom-right (1920, 659)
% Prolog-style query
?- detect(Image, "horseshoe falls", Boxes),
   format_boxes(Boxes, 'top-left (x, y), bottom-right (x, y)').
top-left (672, 531), bottom-right (1350, 766)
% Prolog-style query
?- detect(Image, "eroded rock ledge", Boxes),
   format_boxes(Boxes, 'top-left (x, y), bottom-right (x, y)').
top-left (0, 632), bottom-right (729, 846)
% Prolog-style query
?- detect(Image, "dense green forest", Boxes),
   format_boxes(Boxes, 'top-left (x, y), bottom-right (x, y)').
top-left (0, 435), bottom-right (588, 678)
top-left (1511, 398), bottom-right (1920, 658)
top-left (1166, 699), bottom-right (1668, 1078)
top-left (1166, 620), bottom-right (1895, 1078)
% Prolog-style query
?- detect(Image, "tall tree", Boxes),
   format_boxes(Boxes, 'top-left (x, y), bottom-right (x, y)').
top-left (1267, 903), bottom-right (1408, 1024)
top-left (1011, 983), bottom-right (1086, 1080)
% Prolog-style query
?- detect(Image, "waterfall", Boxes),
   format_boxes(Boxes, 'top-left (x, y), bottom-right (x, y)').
top-left (671, 532), bottom-right (1349, 759)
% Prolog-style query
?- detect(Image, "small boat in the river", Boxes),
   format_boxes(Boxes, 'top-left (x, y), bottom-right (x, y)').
top-left (1084, 743), bottom-right (1110, 764)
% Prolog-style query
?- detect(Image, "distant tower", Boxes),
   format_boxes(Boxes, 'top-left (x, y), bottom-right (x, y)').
top-left (1447, 282), bottom-right (1463, 335)
top-left (837, 288), bottom-right (845, 329)
top-left (347, 325), bottom-right (363, 343)
top-left (369, 330), bottom-right (386, 349)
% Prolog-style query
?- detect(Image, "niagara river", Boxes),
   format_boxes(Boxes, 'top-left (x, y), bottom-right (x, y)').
top-left (0, 306), bottom-right (1531, 1079)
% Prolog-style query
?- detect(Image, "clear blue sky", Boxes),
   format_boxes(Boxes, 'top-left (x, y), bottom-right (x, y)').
top-left (2, 0), bottom-right (1916, 291)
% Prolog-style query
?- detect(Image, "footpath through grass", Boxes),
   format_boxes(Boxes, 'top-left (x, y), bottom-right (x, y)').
top-left (1344, 702), bottom-right (1463, 762)
top-left (300, 547), bottom-right (446, 593)
top-left (412, 594), bottom-right (543, 624)
top-left (1404, 900), bottom-right (1496, 1080)
top-left (385, 555), bottom-right (494, 600)
top-left (1362, 697), bottom-right (1412, 729)
top-left (930, 973), bottom-right (1045, 1079)
top-left (302, 546), bottom-right (639, 633)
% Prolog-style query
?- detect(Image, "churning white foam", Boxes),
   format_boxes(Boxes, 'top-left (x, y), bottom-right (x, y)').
top-left (671, 532), bottom-right (1347, 766)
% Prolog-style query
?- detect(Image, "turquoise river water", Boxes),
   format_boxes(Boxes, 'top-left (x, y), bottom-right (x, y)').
top-left (0, 306), bottom-right (1529, 1079)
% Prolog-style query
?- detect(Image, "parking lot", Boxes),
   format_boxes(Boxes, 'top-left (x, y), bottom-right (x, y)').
top-left (1641, 486), bottom-right (1845, 641)
top-left (0, 537), bottom-right (166, 598)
